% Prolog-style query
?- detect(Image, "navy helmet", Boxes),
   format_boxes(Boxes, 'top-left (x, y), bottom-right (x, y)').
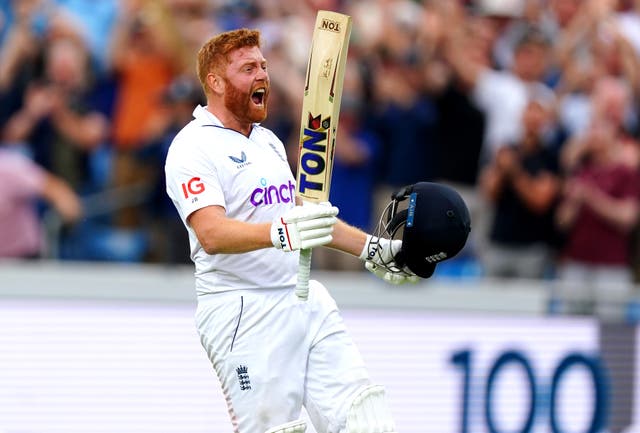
top-left (375, 182), bottom-right (472, 278)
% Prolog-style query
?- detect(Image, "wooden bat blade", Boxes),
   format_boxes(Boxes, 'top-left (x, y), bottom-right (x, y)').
top-left (296, 10), bottom-right (352, 203)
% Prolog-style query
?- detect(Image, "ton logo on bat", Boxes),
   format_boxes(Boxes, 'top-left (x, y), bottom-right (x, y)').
top-left (321, 18), bottom-right (341, 32)
top-left (297, 113), bottom-right (331, 194)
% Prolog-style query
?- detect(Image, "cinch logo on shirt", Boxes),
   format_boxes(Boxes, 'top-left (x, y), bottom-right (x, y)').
top-left (250, 178), bottom-right (295, 206)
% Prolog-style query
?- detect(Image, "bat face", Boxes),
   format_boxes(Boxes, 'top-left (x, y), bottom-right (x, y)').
top-left (296, 11), bottom-right (352, 203)
top-left (298, 113), bottom-right (332, 197)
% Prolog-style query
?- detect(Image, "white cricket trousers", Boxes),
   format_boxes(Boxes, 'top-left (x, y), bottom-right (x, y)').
top-left (195, 280), bottom-right (371, 433)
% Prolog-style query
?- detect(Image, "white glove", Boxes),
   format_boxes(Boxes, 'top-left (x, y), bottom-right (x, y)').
top-left (359, 235), bottom-right (419, 284)
top-left (271, 202), bottom-right (339, 252)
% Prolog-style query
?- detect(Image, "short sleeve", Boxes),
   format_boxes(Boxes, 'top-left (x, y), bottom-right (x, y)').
top-left (165, 143), bottom-right (225, 225)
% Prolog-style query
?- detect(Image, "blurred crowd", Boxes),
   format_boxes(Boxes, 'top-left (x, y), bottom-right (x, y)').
top-left (1, 0), bottom-right (640, 313)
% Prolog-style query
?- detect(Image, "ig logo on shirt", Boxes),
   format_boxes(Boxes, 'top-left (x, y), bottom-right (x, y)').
top-left (182, 177), bottom-right (205, 201)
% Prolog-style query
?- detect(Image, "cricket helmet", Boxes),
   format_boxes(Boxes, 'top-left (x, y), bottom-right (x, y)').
top-left (374, 182), bottom-right (471, 278)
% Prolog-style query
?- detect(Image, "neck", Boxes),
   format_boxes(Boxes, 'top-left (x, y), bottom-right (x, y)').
top-left (206, 104), bottom-right (253, 137)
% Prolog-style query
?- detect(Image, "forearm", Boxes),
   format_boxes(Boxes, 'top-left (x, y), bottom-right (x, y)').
top-left (201, 219), bottom-right (272, 254)
top-left (555, 5), bottom-right (595, 72)
top-left (52, 110), bottom-right (107, 150)
top-left (189, 206), bottom-right (272, 254)
top-left (326, 219), bottom-right (368, 257)
top-left (41, 174), bottom-right (83, 223)
top-left (109, 12), bottom-right (134, 70)
top-left (443, 39), bottom-right (481, 90)
top-left (2, 109), bottom-right (39, 142)
top-left (584, 188), bottom-right (639, 233)
top-left (510, 171), bottom-right (559, 214)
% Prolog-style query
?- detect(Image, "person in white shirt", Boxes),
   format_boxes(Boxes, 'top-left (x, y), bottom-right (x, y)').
top-left (164, 28), bottom-right (415, 433)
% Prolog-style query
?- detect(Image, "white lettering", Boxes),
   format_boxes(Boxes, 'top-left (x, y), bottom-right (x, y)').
top-left (425, 252), bottom-right (448, 263)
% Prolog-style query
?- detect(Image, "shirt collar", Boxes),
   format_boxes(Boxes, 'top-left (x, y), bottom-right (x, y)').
top-left (192, 104), bottom-right (262, 130)
top-left (192, 105), bottom-right (224, 127)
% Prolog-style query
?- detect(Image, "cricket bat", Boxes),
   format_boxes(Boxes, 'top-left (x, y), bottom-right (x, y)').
top-left (295, 10), bottom-right (352, 300)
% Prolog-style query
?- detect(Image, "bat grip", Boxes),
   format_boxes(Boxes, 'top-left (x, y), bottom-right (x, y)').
top-left (296, 248), bottom-right (312, 300)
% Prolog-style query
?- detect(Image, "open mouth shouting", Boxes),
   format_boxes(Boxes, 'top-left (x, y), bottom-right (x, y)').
top-left (251, 87), bottom-right (266, 107)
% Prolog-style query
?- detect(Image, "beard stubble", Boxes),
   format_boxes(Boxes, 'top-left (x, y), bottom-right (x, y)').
top-left (224, 80), bottom-right (268, 124)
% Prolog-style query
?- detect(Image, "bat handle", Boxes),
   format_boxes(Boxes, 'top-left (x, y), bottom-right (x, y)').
top-left (296, 248), bottom-right (312, 300)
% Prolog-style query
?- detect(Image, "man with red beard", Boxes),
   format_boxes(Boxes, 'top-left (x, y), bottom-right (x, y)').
top-left (164, 29), bottom-right (413, 433)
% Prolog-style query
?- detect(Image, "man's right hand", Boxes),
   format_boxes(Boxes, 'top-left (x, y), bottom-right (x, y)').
top-left (270, 202), bottom-right (339, 252)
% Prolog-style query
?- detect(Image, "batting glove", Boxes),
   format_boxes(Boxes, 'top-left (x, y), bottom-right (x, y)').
top-left (271, 202), bottom-right (339, 252)
top-left (359, 235), bottom-right (419, 284)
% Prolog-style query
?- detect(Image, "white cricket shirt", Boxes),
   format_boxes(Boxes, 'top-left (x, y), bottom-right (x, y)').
top-left (165, 105), bottom-right (298, 295)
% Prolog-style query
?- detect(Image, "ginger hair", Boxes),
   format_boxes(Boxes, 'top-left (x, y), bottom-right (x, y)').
top-left (196, 28), bottom-right (262, 96)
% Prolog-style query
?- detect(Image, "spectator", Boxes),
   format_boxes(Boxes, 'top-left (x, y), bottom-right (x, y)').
top-left (555, 0), bottom-right (640, 138)
top-left (442, 12), bottom-right (555, 268)
top-left (589, 76), bottom-right (640, 168)
top-left (34, 0), bottom-right (120, 75)
top-left (349, 0), bottom-right (439, 201)
top-left (479, 85), bottom-right (562, 278)
top-left (560, 76), bottom-right (640, 174)
top-left (108, 0), bottom-right (186, 227)
top-left (2, 34), bottom-right (109, 192)
top-left (0, 147), bottom-right (82, 259)
top-left (445, 17), bottom-right (554, 161)
top-left (554, 118), bottom-right (640, 320)
top-left (408, 0), bottom-right (486, 189)
top-left (368, 53), bottom-right (439, 223)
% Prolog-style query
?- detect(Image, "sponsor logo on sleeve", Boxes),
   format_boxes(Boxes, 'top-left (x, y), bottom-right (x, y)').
top-left (181, 177), bottom-right (205, 203)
